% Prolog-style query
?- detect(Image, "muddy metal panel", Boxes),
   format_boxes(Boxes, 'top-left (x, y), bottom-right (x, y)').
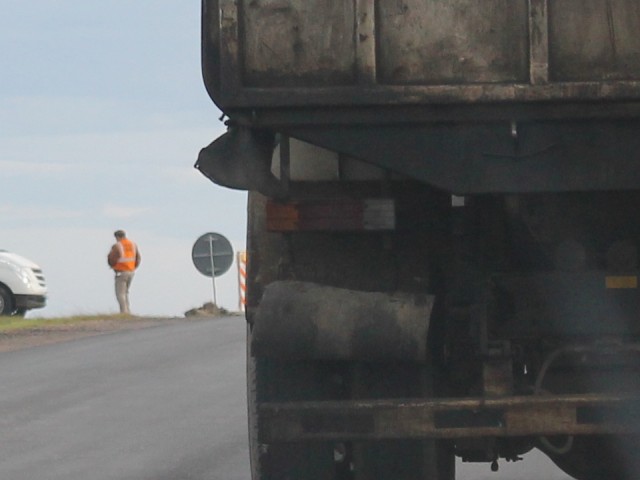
top-left (376, 0), bottom-right (529, 85)
top-left (204, 0), bottom-right (640, 109)
top-left (549, 0), bottom-right (640, 81)
top-left (241, 1), bottom-right (356, 87)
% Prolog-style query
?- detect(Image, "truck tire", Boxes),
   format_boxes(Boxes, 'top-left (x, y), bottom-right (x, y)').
top-left (543, 435), bottom-right (640, 480)
top-left (247, 326), bottom-right (455, 480)
top-left (0, 286), bottom-right (13, 316)
top-left (348, 363), bottom-right (455, 480)
top-left (247, 324), bottom-right (341, 480)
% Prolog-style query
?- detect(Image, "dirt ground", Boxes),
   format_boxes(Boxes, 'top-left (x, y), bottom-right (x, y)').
top-left (0, 317), bottom-right (193, 353)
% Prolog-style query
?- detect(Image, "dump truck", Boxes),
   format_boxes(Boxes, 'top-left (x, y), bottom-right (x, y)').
top-left (195, 1), bottom-right (640, 478)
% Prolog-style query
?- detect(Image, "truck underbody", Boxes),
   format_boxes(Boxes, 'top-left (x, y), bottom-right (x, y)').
top-left (198, 1), bottom-right (640, 478)
top-left (198, 136), bottom-right (640, 480)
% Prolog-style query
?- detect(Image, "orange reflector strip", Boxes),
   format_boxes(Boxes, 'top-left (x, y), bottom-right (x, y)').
top-left (266, 199), bottom-right (395, 232)
top-left (605, 276), bottom-right (638, 289)
top-left (266, 202), bottom-right (300, 231)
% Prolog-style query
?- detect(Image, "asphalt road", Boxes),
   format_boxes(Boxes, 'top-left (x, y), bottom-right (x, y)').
top-left (0, 316), bottom-right (572, 480)
top-left (0, 316), bottom-right (250, 480)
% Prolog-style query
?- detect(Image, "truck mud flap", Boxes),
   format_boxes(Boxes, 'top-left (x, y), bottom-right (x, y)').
top-left (195, 126), bottom-right (287, 198)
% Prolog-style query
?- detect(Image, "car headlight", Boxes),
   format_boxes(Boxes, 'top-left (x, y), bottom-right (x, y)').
top-left (9, 264), bottom-right (32, 287)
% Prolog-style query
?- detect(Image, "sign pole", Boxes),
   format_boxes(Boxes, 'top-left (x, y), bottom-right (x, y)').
top-left (208, 235), bottom-right (218, 305)
top-left (192, 232), bottom-right (233, 308)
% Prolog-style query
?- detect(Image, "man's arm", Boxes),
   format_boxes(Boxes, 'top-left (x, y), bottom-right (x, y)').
top-left (135, 247), bottom-right (141, 268)
top-left (107, 244), bottom-right (120, 267)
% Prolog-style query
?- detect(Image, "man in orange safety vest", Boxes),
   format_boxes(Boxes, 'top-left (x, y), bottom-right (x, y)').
top-left (107, 230), bottom-right (141, 314)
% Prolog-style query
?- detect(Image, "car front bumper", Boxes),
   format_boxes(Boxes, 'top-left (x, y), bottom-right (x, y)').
top-left (15, 294), bottom-right (47, 310)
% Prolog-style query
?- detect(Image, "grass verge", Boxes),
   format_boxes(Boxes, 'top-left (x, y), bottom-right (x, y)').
top-left (0, 314), bottom-right (147, 333)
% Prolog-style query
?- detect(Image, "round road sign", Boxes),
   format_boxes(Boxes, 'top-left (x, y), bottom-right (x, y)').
top-left (191, 232), bottom-right (234, 277)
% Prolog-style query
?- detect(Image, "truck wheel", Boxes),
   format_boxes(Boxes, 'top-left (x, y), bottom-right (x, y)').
top-left (247, 325), bottom-right (341, 480)
top-left (543, 435), bottom-right (640, 480)
top-left (349, 363), bottom-right (455, 480)
top-left (0, 286), bottom-right (13, 316)
top-left (247, 326), bottom-right (455, 480)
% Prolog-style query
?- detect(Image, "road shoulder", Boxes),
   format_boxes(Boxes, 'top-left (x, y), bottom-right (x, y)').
top-left (0, 317), bottom-right (217, 353)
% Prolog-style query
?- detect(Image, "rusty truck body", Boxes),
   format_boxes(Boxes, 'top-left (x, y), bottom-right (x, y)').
top-left (196, 1), bottom-right (640, 479)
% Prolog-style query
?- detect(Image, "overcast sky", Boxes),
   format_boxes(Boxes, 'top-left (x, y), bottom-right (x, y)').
top-left (1, 1), bottom-right (247, 317)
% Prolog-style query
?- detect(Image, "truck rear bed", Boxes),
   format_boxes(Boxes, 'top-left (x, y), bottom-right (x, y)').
top-left (203, 0), bottom-right (640, 111)
top-left (200, 0), bottom-right (640, 194)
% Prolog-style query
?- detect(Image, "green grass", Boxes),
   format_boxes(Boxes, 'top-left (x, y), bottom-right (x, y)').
top-left (0, 314), bottom-right (140, 333)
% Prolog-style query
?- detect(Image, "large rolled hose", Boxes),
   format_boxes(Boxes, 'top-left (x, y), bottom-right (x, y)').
top-left (251, 281), bottom-right (434, 363)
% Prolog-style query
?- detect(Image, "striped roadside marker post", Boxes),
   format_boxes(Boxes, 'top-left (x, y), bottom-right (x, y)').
top-left (237, 250), bottom-right (247, 312)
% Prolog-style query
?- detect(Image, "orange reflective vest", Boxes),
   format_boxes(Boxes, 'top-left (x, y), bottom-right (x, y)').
top-left (114, 238), bottom-right (138, 272)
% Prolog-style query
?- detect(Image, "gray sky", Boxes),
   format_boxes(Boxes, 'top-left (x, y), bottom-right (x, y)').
top-left (1, 1), bottom-right (247, 317)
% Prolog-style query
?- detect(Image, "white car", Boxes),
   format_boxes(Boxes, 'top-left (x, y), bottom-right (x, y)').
top-left (0, 250), bottom-right (47, 316)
